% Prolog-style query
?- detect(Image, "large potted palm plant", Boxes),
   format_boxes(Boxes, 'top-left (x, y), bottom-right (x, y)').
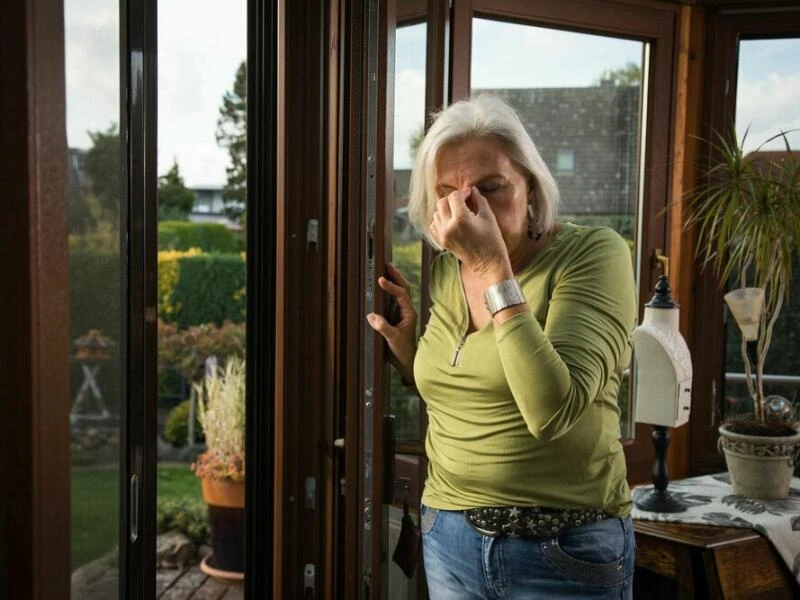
top-left (687, 129), bottom-right (800, 499)
top-left (192, 356), bottom-right (245, 577)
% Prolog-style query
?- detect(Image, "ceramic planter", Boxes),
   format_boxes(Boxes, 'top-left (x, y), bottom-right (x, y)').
top-left (718, 424), bottom-right (800, 500)
top-left (200, 477), bottom-right (245, 578)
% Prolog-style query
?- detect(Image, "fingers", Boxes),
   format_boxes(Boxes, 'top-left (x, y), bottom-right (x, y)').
top-left (469, 186), bottom-right (490, 212)
top-left (431, 188), bottom-right (472, 247)
top-left (446, 188), bottom-right (472, 219)
top-left (385, 263), bottom-right (411, 292)
top-left (378, 277), bottom-right (415, 317)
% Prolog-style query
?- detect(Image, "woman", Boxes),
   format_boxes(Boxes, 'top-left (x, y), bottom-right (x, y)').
top-left (367, 95), bottom-right (637, 599)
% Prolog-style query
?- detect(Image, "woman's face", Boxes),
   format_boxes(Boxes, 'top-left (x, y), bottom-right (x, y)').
top-left (434, 136), bottom-right (532, 256)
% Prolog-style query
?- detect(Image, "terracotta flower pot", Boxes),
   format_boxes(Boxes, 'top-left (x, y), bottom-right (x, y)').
top-left (200, 477), bottom-right (245, 576)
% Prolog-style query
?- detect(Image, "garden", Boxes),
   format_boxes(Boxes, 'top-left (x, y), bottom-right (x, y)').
top-left (70, 220), bottom-right (246, 572)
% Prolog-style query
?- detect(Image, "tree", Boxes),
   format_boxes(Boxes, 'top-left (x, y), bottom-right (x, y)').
top-left (83, 123), bottom-right (122, 230)
top-left (409, 124), bottom-right (425, 163)
top-left (594, 62), bottom-right (642, 87)
top-left (216, 61), bottom-right (247, 220)
top-left (158, 160), bottom-right (195, 221)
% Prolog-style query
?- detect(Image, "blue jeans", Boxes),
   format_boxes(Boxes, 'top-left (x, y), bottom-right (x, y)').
top-left (421, 506), bottom-right (635, 599)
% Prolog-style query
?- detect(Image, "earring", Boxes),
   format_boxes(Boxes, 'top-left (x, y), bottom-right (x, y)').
top-left (527, 204), bottom-right (542, 241)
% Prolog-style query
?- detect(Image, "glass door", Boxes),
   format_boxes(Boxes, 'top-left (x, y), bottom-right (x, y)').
top-left (66, 0), bottom-right (264, 596)
top-left (67, 0), bottom-right (160, 596)
top-left (357, 1), bottom-right (679, 597)
top-left (469, 18), bottom-right (647, 439)
top-left (449, 0), bottom-right (679, 482)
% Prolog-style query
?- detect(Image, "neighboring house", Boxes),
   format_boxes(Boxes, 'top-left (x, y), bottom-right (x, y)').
top-left (68, 149), bottom-right (240, 228)
top-left (393, 84), bottom-right (641, 219)
top-left (189, 186), bottom-right (241, 227)
top-left (745, 149), bottom-right (800, 173)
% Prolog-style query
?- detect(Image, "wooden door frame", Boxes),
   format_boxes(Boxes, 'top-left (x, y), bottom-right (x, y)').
top-left (336, 0), bottom-right (396, 597)
top-left (273, 0), bottom-right (334, 597)
top-left (0, 0), bottom-right (71, 596)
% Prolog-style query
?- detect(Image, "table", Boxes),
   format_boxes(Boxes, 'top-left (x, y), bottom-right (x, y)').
top-left (634, 519), bottom-right (800, 599)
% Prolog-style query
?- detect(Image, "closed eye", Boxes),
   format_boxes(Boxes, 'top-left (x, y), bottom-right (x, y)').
top-left (478, 183), bottom-right (504, 194)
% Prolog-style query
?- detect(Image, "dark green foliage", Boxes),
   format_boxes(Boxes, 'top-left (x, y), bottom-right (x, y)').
top-left (594, 62), bottom-right (642, 86)
top-left (171, 254), bottom-right (246, 328)
top-left (216, 61), bottom-right (247, 219)
top-left (158, 221), bottom-right (241, 253)
top-left (158, 161), bottom-right (196, 221)
top-left (164, 399), bottom-right (204, 446)
top-left (84, 124), bottom-right (122, 230)
top-left (156, 497), bottom-right (211, 545)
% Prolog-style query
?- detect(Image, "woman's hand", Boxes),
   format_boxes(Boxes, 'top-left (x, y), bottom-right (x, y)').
top-left (429, 187), bottom-right (512, 281)
top-left (366, 263), bottom-right (418, 382)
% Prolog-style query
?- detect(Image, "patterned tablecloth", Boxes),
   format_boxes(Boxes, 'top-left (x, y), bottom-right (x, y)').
top-left (632, 472), bottom-right (800, 585)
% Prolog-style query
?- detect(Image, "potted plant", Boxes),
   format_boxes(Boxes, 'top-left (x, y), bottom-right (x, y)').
top-left (685, 128), bottom-right (800, 499)
top-left (192, 356), bottom-right (245, 577)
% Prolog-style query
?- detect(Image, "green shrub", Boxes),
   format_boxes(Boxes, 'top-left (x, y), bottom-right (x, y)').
top-left (159, 221), bottom-right (241, 253)
top-left (158, 319), bottom-right (246, 382)
top-left (164, 399), bottom-right (204, 446)
top-left (156, 497), bottom-right (210, 545)
top-left (172, 254), bottom-right (246, 327)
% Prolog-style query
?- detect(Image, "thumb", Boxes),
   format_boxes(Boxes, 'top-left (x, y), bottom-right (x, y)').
top-left (367, 313), bottom-right (389, 335)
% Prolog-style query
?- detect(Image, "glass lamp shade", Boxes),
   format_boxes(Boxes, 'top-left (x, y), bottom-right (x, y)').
top-left (723, 287), bottom-right (764, 341)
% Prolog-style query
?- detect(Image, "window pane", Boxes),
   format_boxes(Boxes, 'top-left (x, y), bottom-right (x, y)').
top-left (157, 0), bottom-right (246, 593)
top-left (471, 19), bottom-right (646, 437)
top-left (391, 22), bottom-right (426, 443)
top-left (66, 0), bottom-right (122, 596)
top-left (725, 38), bottom-right (800, 417)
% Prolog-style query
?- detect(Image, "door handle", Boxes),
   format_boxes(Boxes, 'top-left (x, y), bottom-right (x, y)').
top-left (653, 248), bottom-right (669, 276)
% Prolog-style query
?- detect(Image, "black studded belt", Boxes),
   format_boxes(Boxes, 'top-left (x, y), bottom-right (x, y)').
top-left (464, 506), bottom-right (608, 538)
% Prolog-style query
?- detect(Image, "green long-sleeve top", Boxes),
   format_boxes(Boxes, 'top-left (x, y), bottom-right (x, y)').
top-left (414, 223), bottom-right (636, 515)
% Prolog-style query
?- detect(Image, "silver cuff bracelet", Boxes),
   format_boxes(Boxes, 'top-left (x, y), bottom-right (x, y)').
top-left (483, 278), bottom-right (525, 316)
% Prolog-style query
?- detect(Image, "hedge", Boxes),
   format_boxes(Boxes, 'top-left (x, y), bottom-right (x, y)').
top-left (171, 253), bottom-right (246, 328)
top-left (158, 221), bottom-right (243, 253)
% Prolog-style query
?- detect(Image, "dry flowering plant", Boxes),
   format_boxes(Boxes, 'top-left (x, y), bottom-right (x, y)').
top-left (191, 356), bottom-right (245, 482)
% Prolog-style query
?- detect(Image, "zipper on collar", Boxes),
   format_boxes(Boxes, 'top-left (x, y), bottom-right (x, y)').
top-left (451, 335), bottom-right (466, 367)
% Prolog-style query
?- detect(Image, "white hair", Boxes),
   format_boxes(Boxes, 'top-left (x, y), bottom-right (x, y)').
top-left (407, 94), bottom-right (560, 248)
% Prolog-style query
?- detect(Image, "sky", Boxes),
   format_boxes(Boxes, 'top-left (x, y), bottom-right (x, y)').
top-left (65, 0), bottom-right (247, 188)
top-left (65, 5), bottom-right (799, 186)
